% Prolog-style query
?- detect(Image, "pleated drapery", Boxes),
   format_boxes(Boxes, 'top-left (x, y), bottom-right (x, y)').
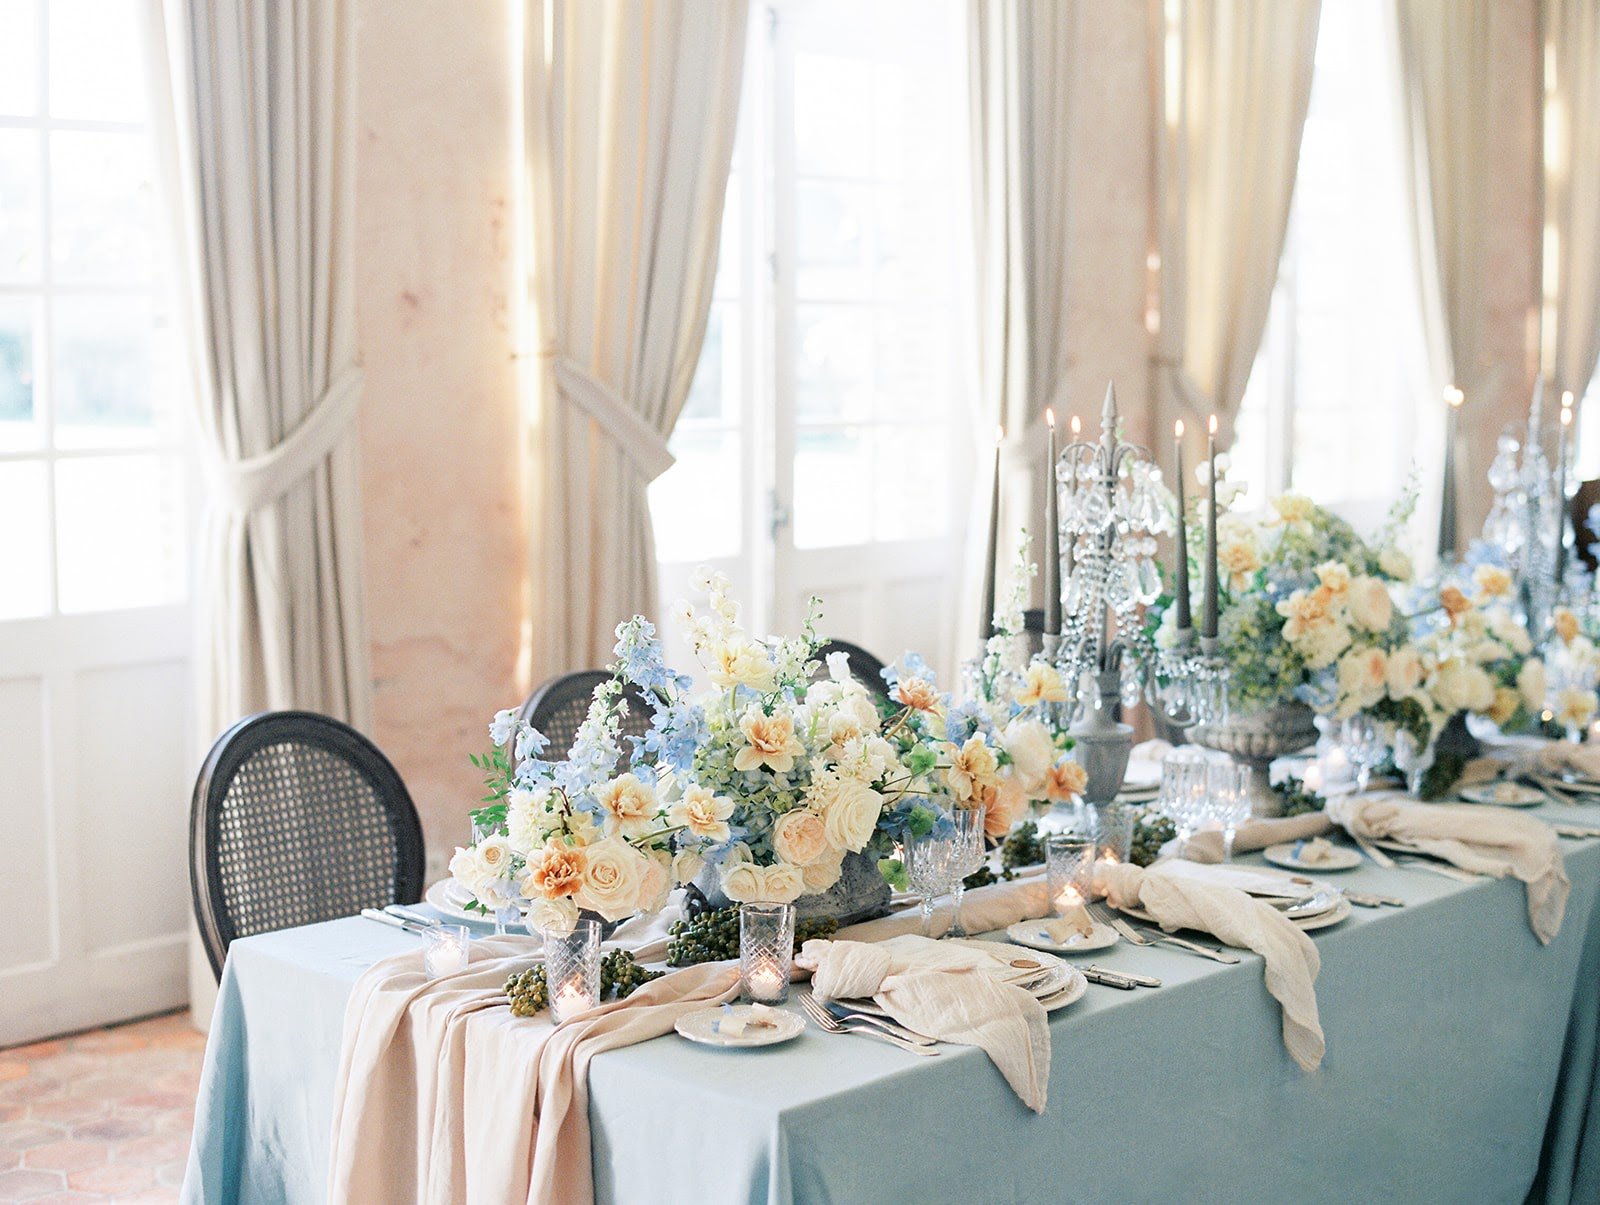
top-left (1541, 0), bottom-right (1600, 415)
top-left (156, 0), bottom-right (371, 736)
top-left (962, 0), bottom-right (1074, 664)
top-left (1154, 0), bottom-right (1321, 449)
top-left (523, 0), bottom-right (748, 679)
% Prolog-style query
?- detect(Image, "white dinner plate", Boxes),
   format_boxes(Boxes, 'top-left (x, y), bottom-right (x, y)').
top-left (674, 1005), bottom-right (805, 1049)
top-left (842, 942), bottom-right (1087, 1013)
top-left (424, 879), bottom-right (498, 927)
top-left (1262, 842), bottom-right (1363, 873)
top-left (1114, 893), bottom-right (1351, 935)
top-left (1005, 919), bottom-right (1120, 954)
top-left (1457, 782), bottom-right (1546, 807)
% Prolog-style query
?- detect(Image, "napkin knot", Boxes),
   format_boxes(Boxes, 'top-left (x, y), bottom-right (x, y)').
top-left (802, 939), bottom-right (893, 1001)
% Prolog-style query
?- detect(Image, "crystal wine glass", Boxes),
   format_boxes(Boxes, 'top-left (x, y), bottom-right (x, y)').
top-left (944, 807), bottom-right (987, 938)
top-left (1338, 715), bottom-right (1384, 792)
top-left (1205, 760), bottom-right (1251, 861)
top-left (906, 830), bottom-right (959, 937)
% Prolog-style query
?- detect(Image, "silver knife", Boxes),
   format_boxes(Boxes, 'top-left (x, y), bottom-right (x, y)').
top-left (385, 904), bottom-right (439, 927)
top-left (361, 907), bottom-right (431, 936)
top-left (1082, 967), bottom-right (1136, 990)
top-left (1086, 963), bottom-right (1161, 988)
top-left (1138, 928), bottom-right (1241, 964)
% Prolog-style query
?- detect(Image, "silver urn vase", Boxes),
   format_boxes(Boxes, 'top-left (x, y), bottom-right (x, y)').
top-left (1068, 670), bottom-right (1134, 805)
top-left (1190, 701), bottom-right (1318, 817)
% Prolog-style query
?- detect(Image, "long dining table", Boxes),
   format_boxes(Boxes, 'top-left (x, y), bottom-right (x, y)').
top-left (181, 798), bottom-right (1600, 1204)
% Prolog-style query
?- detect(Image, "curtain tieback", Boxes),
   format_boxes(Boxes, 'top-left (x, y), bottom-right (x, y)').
top-left (203, 367), bottom-right (363, 514)
top-left (550, 356), bottom-right (676, 482)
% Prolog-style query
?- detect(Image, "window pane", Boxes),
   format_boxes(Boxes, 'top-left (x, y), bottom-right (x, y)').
top-left (52, 294), bottom-right (175, 449)
top-left (51, 130), bottom-right (156, 283)
top-left (0, 0), bottom-right (39, 117)
top-left (795, 304), bottom-right (871, 421)
top-left (49, 0), bottom-right (148, 122)
top-left (794, 427), bottom-right (870, 548)
top-left (875, 304), bottom-right (948, 421)
top-left (0, 129), bottom-right (42, 284)
top-left (0, 298), bottom-right (39, 452)
top-left (681, 304), bottom-right (736, 424)
top-left (0, 461), bottom-right (51, 618)
top-left (651, 430), bottom-right (741, 562)
top-left (872, 426), bottom-right (948, 541)
top-left (794, 53), bottom-right (871, 178)
top-left (55, 454), bottom-right (185, 612)
top-left (795, 181), bottom-right (868, 300)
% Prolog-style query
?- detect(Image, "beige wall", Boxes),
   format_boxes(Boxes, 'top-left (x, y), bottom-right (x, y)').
top-left (355, 0), bottom-right (527, 872)
top-left (347, 0), bottom-right (1545, 869)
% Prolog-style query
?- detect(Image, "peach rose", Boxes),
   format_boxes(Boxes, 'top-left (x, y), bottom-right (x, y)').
top-left (595, 772), bottom-right (659, 838)
top-left (735, 708), bottom-right (805, 774)
top-left (1044, 758), bottom-right (1088, 802)
top-left (522, 837), bottom-right (586, 899)
top-left (772, 808), bottom-right (831, 866)
top-left (893, 677), bottom-right (943, 713)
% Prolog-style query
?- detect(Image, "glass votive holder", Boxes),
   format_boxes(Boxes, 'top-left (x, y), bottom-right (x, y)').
top-left (543, 918), bottom-right (601, 1023)
top-left (739, 902), bottom-right (795, 1004)
top-left (422, 923), bottom-right (471, 979)
top-left (1092, 802), bottom-right (1135, 866)
top-left (1045, 835), bottom-right (1095, 914)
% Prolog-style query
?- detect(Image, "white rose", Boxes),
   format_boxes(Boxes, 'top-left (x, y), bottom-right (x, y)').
top-left (671, 847), bottom-right (705, 885)
top-left (1518, 658), bottom-right (1548, 712)
top-left (573, 837), bottom-right (647, 922)
top-left (759, 862), bottom-right (807, 904)
top-left (524, 894), bottom-right (578, 937)
top-left (1486, 609), bottom-right (1533, 655)
top-left (1467, 639), bottom-right (1510, 665)
top-left (825, 650), bottom-right (852, 682)
top-left (772, 808), bottom-right (831, 866)
top-left (721, 861), bottom-right (764, 903)
top-left (800, 850), bottom-right (845, 894)
top-left (1431, 659), bottom-right (1496, 715)
top-left (1554, 686), bottom-right (1599, 731)
top-left (1347, 576), bottom-right (1394, 633)
top-left (1001, 718), bottom-right (1054, 793)
top-left (1378, 546), bottom-right (1413, 582)
top-left (820, 779), bottom-right (884, 853)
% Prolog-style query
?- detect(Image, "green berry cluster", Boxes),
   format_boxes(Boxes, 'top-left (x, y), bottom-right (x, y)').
top-left (1130, 811), bottom-right (1176, 866)
top-left (503, 949), bottom-right (665, 1018)
top-left (1000, 821), bottom-right (1044, 871)
top-left (1276, 774), bottom-right (1328, 817)
top-left (664, 906), bottom-right (839, 967)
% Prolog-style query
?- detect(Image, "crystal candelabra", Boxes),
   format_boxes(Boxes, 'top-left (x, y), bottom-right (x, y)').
top-left (1482, 383), bottom-right (1575, 640)
top-left (1045, 383), bottom-right (1223, 801)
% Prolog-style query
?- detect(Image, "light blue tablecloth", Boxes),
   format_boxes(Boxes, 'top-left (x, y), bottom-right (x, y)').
top-left (182, 809), bottom-right (1600, 1204)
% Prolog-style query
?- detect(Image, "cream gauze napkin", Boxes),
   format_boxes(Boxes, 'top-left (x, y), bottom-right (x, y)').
top-left (1326, 793), bottom-right (1569, 943)
top-left (796, 933), bottom-right (1051, 1112)
top-left (1170, 812), bottom-right (1335, 864)
top-left (1098, 861), bottom-right (1325, 1072)
top-left (835, 874), bottom-right (1051, 944)
top-left (327, 936), bottom-right (737, 1205)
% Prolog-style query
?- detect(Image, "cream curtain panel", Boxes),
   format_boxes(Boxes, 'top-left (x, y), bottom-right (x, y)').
top-left (156, 0), bottom-right (371, 738)
top-left (1155, 0), bottom-right (1321, 449)
top-left (1543, 0), bottom-right (1600, 410)
top-left (961, 0), bottom-right (1074, 660)
top-left (524, 0), bottom-right (748, 679)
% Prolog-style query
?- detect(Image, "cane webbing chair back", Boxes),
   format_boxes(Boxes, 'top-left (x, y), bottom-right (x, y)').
top-left (520, 670), bottom-right (656, 759)
top-left (814, 639), bottom-right (893, 709)
top-left (190, 711), bottom-right (425, 979)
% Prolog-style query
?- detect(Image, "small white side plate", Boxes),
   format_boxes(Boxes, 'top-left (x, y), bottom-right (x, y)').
top-left (1262, 843), bottom-right (1363, 873)
top-left (674, 1005), bottom-right (805, 1049)
top-left (1458, 783), bottom-right (1546, 807)
top-left (1005, 919), bottom-right (1119, 954)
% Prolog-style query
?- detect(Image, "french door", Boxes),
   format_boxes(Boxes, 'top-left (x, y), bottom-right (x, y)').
top-left (652, 0), bottom-right (972, 675)
top-left (0, 0), bottom-right (193, 1045)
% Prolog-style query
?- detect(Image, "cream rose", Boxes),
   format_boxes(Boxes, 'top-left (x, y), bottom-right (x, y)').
top-left (1554, 686), bottom-right (1599, 731)
top-left (524, 894), bottom-right (579, 936)
top-left (1347, 576), bottom-right (1394, 633)
top-left (1335, 647), bottom-right (1388, 716)
top-left (772, 808), bottom-right (831, 866)
top-left (1013, 662), bottom-right (1068, 708)
top-left (1315, 561), bottom-right (1352, 597)
top-left (1386, 645), bottom-right (1425, 700)
top-left (1431, 659), bottom-right (1496, 715)
top-left (573, 837), bottom-right (647, 922)
top-left (734, 707), bottom-right (805, 774)
top-left (943, 735), bottom-right (1001, 803)
top-left (1473, 563), bottom-right (1514, 601)
top-left (707, 638), bottom-right (776, 692)
top-left (637, 851), bottom-right (672, 914)
top-left (759, 862), bottom-right (807, 904)
top-left (1270, 493), bottom-right (1315, 527)
top-left (1488, 687), bottom-right (1521, 727)
top-left (672, 847), bottom-right (705, 885)
top-left (720, 861), bottom-right (764, 903)
top-left (1001, 717), bottom-right (1054, 792)
top-left (820, 778), bottom-right (884, 853)
top-left (1518, 658), bottom-right (1548, 712)
top-left (1377, 546), bottom-right (1413, 581)
top-left (1218, 534), bottom-right (1262, 591)
top-left (801, 850), bottom-right (845, 893)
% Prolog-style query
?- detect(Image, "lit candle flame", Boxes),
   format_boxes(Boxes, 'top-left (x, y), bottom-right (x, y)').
top-left (1562, 405), bottom-right (1573, 427)
top-left (1445, 386), bottom-right (1464, 409)
top-left (995, 424), bottom-right (1005, 446)
top-left (1207, 414), bottom-right (1218, 437)
top-left (1174, 419), bottom-right (1184, 439)
top-left (1070, 415), bottom-right (1082, 437)
top-left (1046, 407), bottom-right (1056, 430)
top-left (1562, 390), bottom-right (1575, 410)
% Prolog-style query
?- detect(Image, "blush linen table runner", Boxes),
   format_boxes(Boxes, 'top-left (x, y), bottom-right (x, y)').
top-left (327, 936), bottom-right (737, 1205)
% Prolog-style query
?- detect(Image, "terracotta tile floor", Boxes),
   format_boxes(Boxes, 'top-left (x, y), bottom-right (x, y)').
top-left (0, 1011), bottom-right (203, 1203)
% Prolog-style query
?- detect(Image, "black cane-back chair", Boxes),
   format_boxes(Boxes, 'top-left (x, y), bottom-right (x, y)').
top-left (190, 711), bottom-right (425, 979)
top-left (519, 671), bottom-right (655, 758)
top-left (814, 639), bottom-right (893, 709)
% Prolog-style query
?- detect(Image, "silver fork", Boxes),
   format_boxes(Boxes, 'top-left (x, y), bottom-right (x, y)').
top-left (797, 993), bottom-right (940, 1056)
top-left (810, 998), bottom-right (935, 1046)
top-left (1089, 901), bottom-right (1239, 964)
